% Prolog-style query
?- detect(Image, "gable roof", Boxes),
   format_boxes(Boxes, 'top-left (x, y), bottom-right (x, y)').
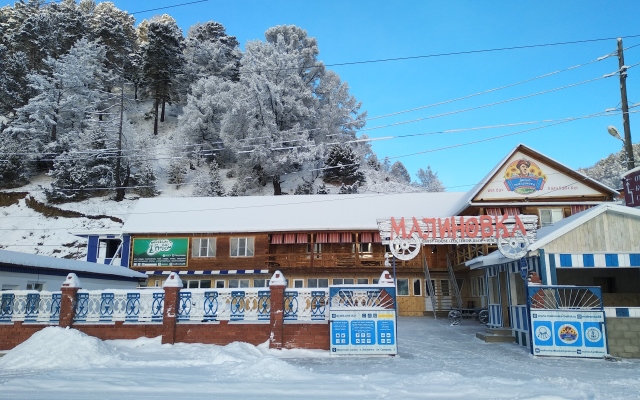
top-left (0, 249), bottom-right (147, 280)
top-left (528, 202), bottom-right (640, 251)
top-left (453, 144), bottom-right (619, 214)
top-left (122, 192), bottom-right (469, 234)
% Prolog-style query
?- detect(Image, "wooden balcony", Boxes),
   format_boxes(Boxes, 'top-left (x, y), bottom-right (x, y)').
top-left (267, 252), bottom-right (424, 272)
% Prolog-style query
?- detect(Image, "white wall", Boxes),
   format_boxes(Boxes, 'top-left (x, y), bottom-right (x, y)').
top-left (0, 271), bottom-right (140, 291)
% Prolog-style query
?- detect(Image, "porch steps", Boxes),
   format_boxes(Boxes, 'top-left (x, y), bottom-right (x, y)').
top-left (476, 328), bottom-right (515, 343)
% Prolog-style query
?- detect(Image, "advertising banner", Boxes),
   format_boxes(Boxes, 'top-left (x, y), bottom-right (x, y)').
top-left (329, 285), bottom-right (397, 356)
top-left (132, 238), bottom-right (189, 267)
top-left (530, 309), bottom-right (607, 358)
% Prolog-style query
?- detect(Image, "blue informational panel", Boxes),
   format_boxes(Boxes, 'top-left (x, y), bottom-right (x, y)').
top-left (530, 310), bottom-right (607, 358)
top-left (329, 285), bottom-right (398, 356)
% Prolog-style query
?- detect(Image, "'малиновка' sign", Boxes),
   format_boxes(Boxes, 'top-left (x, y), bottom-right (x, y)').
top-left (132, 238), bottom-right (189, 266)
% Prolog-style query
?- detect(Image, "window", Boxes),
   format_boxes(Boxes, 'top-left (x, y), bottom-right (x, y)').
top-left (425, 280), bottom-right (435, 296)
top-left (229, 279), bottom-right (250, 288)
top-left (215, 280), bottom-right (225, 288)
top-left (397, 279), bottom-right (409, 296)
top-left (333, 278), bottom-right (354, 285)
top-left (186, 280), bottom-right (211, 289)
top-left (471, 276), bottom-right (487, 297)
top-left (413, 279), bottom-right (422, 296)
top-left (441, 280), bottom-right (450, 296)
top-left (192, 238), bottom-right (216, 257)
top-left (293, 279), bottom-right (304, 288)
top-left (98, 239), bottom-right (120, 259)
top-left (26, 282), bottom-right (44, 291)
top-left (154, 280), bottom-right (161, 287)
top-left (357, 278), bottom-right (369, 285)
top-left (307, 278), bottom-right (329, 288)
top-left (372, 278), bottom-right (380, 284)
top-left (353, 243), bottom-right (373, 253)
top-left (253, 279), bottom-right (268, 288)
top-left (230, 237), bottom-right (254, 257)
top-left (2, 285), bottom-right (19, 291)
top-left (540, 208), bottom-right (563, 227)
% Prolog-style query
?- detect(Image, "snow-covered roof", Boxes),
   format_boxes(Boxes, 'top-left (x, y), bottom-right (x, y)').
top-left (453, 144), bottom-right (619, 214)
top-left (528, 203), bottom-right (640, 251)
top-left (466, 203), bottom-right (640, 269)
top-left (0, 249), bottom-right (147, 279)
top-left (122, 192), bottom-right (469, 234)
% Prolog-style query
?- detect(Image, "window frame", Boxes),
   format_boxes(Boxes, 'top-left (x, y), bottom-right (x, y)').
top-left (98, 238), bottom-right (120, 259)
top-left (397, 279), bottom-right (410, 296)
top-left (229, 278), bottom-right (250, 288)
top-left (192, 237), bottom-right (217, 258)
top-left (230, 237), bottom-right (255, 257)
top-left (539, 208), bottom-right (564, 227)
top-left (412, 278), bottom-right (422, 296)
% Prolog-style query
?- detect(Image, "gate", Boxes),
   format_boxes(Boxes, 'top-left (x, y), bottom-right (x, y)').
top-left (527, 285), bottom-right (608, 358)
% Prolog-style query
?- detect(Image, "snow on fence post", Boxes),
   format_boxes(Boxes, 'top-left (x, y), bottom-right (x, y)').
top-left (162, 272), bottom-right (182, 345)
top-left (59, 273), bottom-right (81, 328)
top-left (269, 270), bottom-right (286, 350)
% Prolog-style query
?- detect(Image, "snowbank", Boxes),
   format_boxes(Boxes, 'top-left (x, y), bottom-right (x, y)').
top-left (0, 327), bottom-right (119, 370)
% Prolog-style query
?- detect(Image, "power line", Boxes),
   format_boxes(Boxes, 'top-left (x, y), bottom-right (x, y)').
top-left (129, 0), bottom-right (210, 15)
top-left (323, 34), bottom-right (640, 68)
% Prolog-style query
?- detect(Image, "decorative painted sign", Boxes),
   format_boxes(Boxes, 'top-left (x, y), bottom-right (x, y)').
top-left (377, 214), bottom-right (538, 260)
top-left (476, 151), bottom-right (604, 200)
top-left (504, 159), bottom-right (547, 195)
top-left (623, 167), bottom-right (640, 207)
top-left (530, 310), bottom-right (607, 358)
top-left (132, 238), bottom-right (189, 267)
top-left (329, 285), bottom-right (397, 356)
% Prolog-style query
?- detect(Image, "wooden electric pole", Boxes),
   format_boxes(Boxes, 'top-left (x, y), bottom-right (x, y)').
top-left (617, 38), bottom-right (635, 170)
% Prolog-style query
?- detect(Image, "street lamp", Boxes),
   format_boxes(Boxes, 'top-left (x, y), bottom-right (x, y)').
top-left (608, 125), bottom-right (635, 170)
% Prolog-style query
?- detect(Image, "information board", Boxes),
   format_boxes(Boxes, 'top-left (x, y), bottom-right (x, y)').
top-left (530, 309), bottom-right (607, 358)
top-left (328, 284), bottom-right (398, 356)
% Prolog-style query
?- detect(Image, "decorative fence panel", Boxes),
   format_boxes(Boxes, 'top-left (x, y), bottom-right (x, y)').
top-left (73, 289), bottom-right (165, 323)
top-left (284, 289), bottom-right (329, 321)
top-left (0, 291), bottom-right (62, 323)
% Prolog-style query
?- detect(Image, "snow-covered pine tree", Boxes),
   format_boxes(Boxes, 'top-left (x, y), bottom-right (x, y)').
top-left (390, 161), bottom-right (411, 184)
top-left (227, 176), bottom-right (248, 197)
top-left (294, 178), bottom-right (314, 195)
top-left (184, 21), bottom-right (241, 85)
top-left (140, 15), bottom-right (185, 135)
top-left (133, 165), bottom-right (159, 198)
top-left (322, 143), bottom-right (365, 185)
top-left (192, 160), bottom-right (225, 197)
top-left (414, 166), bottom-right (445, 192)
top-left (167, 159), bottom-right (188, 188)
top-left (316, 183), bottom-right (330, 194)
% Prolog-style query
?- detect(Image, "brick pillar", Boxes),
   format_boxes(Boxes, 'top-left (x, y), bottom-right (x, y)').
top-left (162, 272), bottom-right (183, 345)
top-left (59, 273), bottom-right (82, 328)
top-left (269, 270), bottom-right (286, 350)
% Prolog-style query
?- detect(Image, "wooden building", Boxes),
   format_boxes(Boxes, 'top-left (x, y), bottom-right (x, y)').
top-left (75, 144), bottom-right (619, 316)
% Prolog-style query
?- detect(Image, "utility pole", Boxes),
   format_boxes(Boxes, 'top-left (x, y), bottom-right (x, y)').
top-left (617, 38), bottom-right (635, 170)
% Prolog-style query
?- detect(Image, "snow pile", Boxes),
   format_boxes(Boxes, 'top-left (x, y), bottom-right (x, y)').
top-left (0, 327), bottom-right (119, 371)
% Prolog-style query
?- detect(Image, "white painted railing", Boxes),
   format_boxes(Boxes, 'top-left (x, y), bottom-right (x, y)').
top-left (0, 290), bottom-right (62, 323)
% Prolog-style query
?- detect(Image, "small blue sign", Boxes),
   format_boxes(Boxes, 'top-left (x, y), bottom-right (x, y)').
top-left (519, 257), bottom-right (529, 280)
top-left (332, 320), bottom-right (349, 345)
top-left (377, 320), bottom-right (395, 345)
top-left (350, 320), bottom-right (375, 345)
top-left (533, 321), bottom-right (553, 346)
top-left (554, 321), bottom-right (583, 347)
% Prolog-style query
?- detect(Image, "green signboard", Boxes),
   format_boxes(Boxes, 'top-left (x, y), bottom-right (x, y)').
top-left (132, 238), bottom-right (188, 267)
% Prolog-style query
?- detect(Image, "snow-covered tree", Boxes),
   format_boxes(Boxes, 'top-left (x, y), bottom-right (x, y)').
top-left (192, 160), bottom-right (225, 197)
top-left (140, 15), bottom-right (185, 135)
top-left (184, 21), bottom-right (241, 85)
top-left (578, 143), bottom-right (640, 189)
top-left (167, 159), bottom-right (188, 188)
top-left (414, 166), bottom-right (445, 192)
top-left (133, 164), bottom-right (159, 198)
top-left (4, 38), bottom-right (109, 175)
top-left (323, 143), bottom-right (365, 184)
top-left (390, 161), bottom-right (411, 183)
top-left (294, 178), bottom-right (314, 195)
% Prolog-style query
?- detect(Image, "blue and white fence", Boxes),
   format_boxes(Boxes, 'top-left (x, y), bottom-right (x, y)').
top-left (0, 290), bottom-right (62, 323)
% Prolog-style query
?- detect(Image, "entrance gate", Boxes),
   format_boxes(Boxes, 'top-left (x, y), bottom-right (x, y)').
top-left (527, 285), bottom-right (608, 358)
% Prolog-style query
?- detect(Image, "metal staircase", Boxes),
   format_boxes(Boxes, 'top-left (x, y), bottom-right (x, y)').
top-left (422, 251), bottom-right (437, 319)
top-left (446, 254), bottom-right (463, 310)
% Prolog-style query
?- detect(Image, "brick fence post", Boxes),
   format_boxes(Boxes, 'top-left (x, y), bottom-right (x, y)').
top-left (162, 272), bottom-right (183, 345)
top-left (269, 270), bottom-right (286, 350)
top-left (59, 273), bottom-right (81, 328)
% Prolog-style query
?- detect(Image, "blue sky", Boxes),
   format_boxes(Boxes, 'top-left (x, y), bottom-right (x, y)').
top-left (6, 0), bottom-right (640, 190)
